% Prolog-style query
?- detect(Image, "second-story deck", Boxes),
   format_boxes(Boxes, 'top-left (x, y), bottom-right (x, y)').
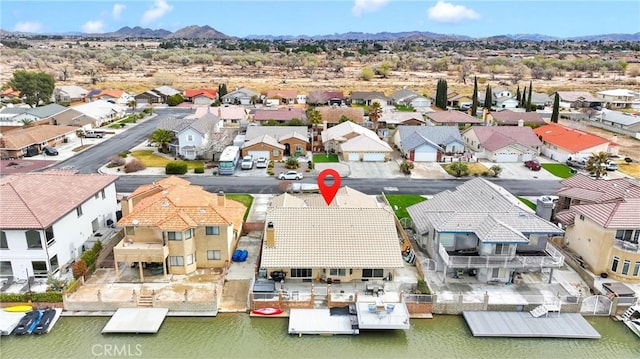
top-left (113, 239), bottom-right (169, 263)
top-left (613, 239), bottom-right (640, 254)
top-left (438, 242), bottom-right (564, 270)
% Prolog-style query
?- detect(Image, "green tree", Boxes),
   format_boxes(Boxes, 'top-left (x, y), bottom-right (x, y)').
top-left (489, 165), bottom-right (503, 177)
top-left (516, 85), bottom-right (521, 102)
top-left (127, 99), bottom-right (137, 113)
top-left (306, 108), bottom-right (322, 152)
top-left (586, 151), bottom-right (609, 179)
top-left (471, 76), bottom-right (478, 117)
top-left (360, 67), bottom-right (375, 81)
top-left (520, 86), bottom-right (527, 108)
top-left (435, 79), bottom-right (448, 110)
top-left (377, 62), bottom-right (392, 78)
top-left (484, 84), bottom-right (492, 110)
top-left (551, 92), bottom-right (560, 123)
top-left (368, 102), bottom-right (383, 133)
top-left (8, 70), bottom-right (55, 108)
top-left (218, 83), bottom-right (228, 98)
top-left (167, 94), bottom-right (184, 106)
top-left (339, 115), bottom-right (354, 123)
top-left (148, 128), bottom-right (175, 153)
top-left (449, 162), bottom-right (469, 177)
top-left (526, 80), bottom-right (533, 112)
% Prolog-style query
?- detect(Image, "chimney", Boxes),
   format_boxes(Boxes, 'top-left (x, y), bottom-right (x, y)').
top-left (217, 191), bottom-right (226, 207)
top-left (218, 107), bottom-right (222, 117)
top-left (266, 222), bottom-right (275, 247)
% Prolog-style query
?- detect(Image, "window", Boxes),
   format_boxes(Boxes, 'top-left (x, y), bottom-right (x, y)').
top-left (26, 230), bottom-right (42, 249)
top-left (611, 256), bottom-right (619, 272)
top-left (290, 268), bottom-right (312, 278)
top-left (186, 254), bottom-right (194, 265)
top-left (295, 145), bottom-right (304, 152)
top-left (207, 250), bottom-right (221, 260)
top-left (273, 150), bottom-right (280, 156)
top-left (76, 205), bottom-right (83, 217)
top-left (50, 255), bottom-right (59, 273)
top-left (0, 231), bottom-right (7, 249)
top-left (187, 135), bottom-right (194, 141)
top-left (206, 226), bottom-right (220, 235)
top-left (495, 244), bottom-right (509, 255)
top-left (184, 229), bottom-right (192, 240)
top-left (633, 262), bottom-right (640, 277)
top-left (101, 189), bottom-right (106, 199)
top-left (362, 269), bottom-right (384, 278)
top-left (94, 193), bottom-right (99, 199)
top-left (579, 215), bottom-right (584, 221)
top-left (615, 229), bottom-right (633, 241)
top-left (125, 226), bottom-right (135, 235)
top-left (492, 268), bottom-right (501, 278)
top-left (0, 261), bottom-right (13, 277)
top-left (169, 256), bottom-right (184, 266)
top-left (45, 226), bottom-right (55, 246)
top-left (330, 268), bottom-right (346, 277)
top-left (32, 261), bottom-right (48, 277)
top-left (634, 231), bottom-right (640, 244)
top-left (167, 232), bottom-right (182, 241)
top-left (622, 260), bottom-right (631, 275)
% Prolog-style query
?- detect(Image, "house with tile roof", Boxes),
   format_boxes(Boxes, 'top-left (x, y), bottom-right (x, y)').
top-left (260, 187), bottom-right (404, 283)
top-left (265, 89), bottom-right (298, 105)
top-left (243, 126), bottom-right (309, 159)
top-left (0, 170), bottom-right (119, 280)
top-left (321, 121), bottom-right (392, 161)
top-left (407, 178), bottom-right (565, 283)
top-left (253, 108), bottom-right (306, 124)
top-left (54, 85), bottom-right (89, 104)
top-left (425, 110), bottom-right (484, 127)
top-left (487, 109), bottom-right (547, 126)
top-left (0, 103), bottom-right (70, 127)
top-left (592, 109), bottom-right (640, 140)
top-left (72, 100), bottom-right (127, 126)
top-left (553, 173), bottom-right (640, 283)
top-left (349, 91), bottom-right (387, 106)
top-left (159, 110), bottom-right (221, 160)
top-left (0, 124), bottom-right (79, 158)
top-left (85, 89), bottom-right (134, 105)
top-left (306, 90), bottom-right (345, 106)
top-left (555, 91), bottom-right (602, 109)
top-left (533, 123), bottom-right (610, 162)
top-left (462, 126), bottom-right (542, 162)
top-left (183, 89), bottom-right (218, 106)
top-left (221, 87), bottom-right (260, 105)
top-left (114, 177), bottom-right (247, 281)
top-left (316, 106), bottom-right (365, 126)
top-left (393, 126), bottom-right (465, 162)
top-left (596, 89), bottom-right (640, 110)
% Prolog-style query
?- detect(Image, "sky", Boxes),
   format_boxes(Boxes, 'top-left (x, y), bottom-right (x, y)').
top-left (2, 0), bottom-right (639, 38)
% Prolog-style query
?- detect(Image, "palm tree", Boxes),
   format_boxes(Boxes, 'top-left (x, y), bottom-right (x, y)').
top-left (490, 165), bottom-right (503, 177)
top-left (306, 108), bottom-right (322, 152)
top-left (586, 151), bottom-right (609, 179)
top-left (368, 102), bottom-right (383, 134)
top-left (20, 119), bottom-right (35, 127)
top-left (449, 162), bottom-right (468, 177)
top-left (148, 129), bottom-right (175, 153)
top-left (127, 99), bottom-right (137, 113)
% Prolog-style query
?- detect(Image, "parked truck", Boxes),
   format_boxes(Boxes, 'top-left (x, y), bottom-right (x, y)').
top-left (566, 158), bottom-right (587, 169)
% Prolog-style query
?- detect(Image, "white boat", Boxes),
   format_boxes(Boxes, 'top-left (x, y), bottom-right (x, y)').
top-left (621, 305), bottom-right (640, 338)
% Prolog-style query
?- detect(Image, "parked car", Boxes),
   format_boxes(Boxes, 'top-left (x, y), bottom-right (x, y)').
top-left (255, 157), bottom-right (268, 168)
top-left (241, 155), bottom-right (254, 170)
top-left (524, 160), bottom-right (541, 171)
top-left (42, 147), bottom-right (58, 156)
top-left (83, 130), bottom-right (103, 138)
top-left (277, 171), bottom-right (303, 180)
top-left (604, 161), bottom-right (618, 171)
top-left (566, 158), bottom-right (587, 169)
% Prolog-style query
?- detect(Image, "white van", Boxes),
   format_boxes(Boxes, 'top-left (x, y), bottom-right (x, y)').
top-left (241, 155), bottom-right (254, 170)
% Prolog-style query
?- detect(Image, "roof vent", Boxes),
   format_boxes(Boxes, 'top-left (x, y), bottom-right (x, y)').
top-left (161, 201), bottom-right (169, 207)
top-left (132, 219), bottom-right (139, 226)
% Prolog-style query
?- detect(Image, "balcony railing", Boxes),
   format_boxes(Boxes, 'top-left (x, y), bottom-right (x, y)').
top-left (613, 239), bottom-right (640, 254)
top-left (113, 240), bottom-right (169, 263)
top-left (438, 242), bottom-right (564, 269)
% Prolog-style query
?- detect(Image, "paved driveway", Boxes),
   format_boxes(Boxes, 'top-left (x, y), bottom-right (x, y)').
top-left (486, 160), bottom-right (561, 180)
top-left (347, 160), bottom-right (405, 179)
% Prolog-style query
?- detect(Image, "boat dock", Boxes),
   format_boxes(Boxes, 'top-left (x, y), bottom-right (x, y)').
top-left (288, 308), bottom-right (359, 336)
top-left (102, 308), bottom-right (169, 334)
top-left (0, 311), bottom-right (26, 335)
top-left (46, 308), bottom-right (63, 334)
top-left (462, 311), bottom-right (601, 339)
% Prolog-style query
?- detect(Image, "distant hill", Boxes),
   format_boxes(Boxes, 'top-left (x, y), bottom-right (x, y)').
top-left (166, 25), bottom-right (230, 40)
top-left (245, 31), bottom-right (473, 41)
top-left (108, 26), bottom-right (171, 38)
top-left (569, 33), bottom-right (640, 42)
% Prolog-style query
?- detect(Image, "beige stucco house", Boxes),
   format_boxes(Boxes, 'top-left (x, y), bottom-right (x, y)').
top-left (114, 176), bottom-right (246, 281)
top-left (554, 174), bottom-right (640, 283)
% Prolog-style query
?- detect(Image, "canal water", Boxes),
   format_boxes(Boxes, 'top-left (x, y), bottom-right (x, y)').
top-left (0, 315), bottom-right (638, 358)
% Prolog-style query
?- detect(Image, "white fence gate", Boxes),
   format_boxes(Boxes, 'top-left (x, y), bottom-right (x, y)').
top-left (580, 295), bottom-right (613, 316)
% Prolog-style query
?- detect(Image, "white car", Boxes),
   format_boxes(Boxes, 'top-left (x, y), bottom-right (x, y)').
top-left (278, 171), bottom-right (303, 180)
top-left (255, 157), bottom-right (268, 168)
top-left (241, 155), bottom-right (254, 170)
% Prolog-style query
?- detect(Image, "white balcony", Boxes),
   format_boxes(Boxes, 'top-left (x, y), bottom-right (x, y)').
top-left (613, 239), bottom-right (640, 254)
top-left (438, 242), bottom-right (564, 269)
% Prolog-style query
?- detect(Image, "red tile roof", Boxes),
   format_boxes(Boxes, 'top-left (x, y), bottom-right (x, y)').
top-left (533, 124), bottom-right (609, 152)
top-left (254, 108), bottom-right (306, 121)
top-left (572, 198), bottom-right (640, 228)
top-left (266, 90), bottom-right (298, 99)
top-left (184, 89), bottom-right (217, 99)
top-left (0, 171), bottom-right (118, 229)
top-left (426, 110), bottom-right (483, 124)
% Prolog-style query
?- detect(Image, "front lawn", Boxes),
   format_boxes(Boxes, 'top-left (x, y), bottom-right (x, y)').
top-left (385, 194), bottom-right (427, 220)
top-left (541, 163), bottom-right (574, 178)
top-left (441, 162), bottom-right (488, 176)
top-left (313, 154), bottom-right (339, 163)
top-left (131, 150), bottom-right (204, 169)
top-left (226, 194), bottom-right (253, 221)
top-left (394, 105), bottom-right (416, 112)
top-left (616, 160), bottom-right (640, 178)
top-left (517, 196), bottom-right (536, 210)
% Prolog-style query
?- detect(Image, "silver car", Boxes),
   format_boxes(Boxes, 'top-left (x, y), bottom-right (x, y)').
top-left (277, 171), bottom-right (303, 180)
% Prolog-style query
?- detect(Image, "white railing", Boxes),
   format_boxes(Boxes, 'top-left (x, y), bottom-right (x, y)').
top-left (613, 239), bottom-right (640, 254)
top-left (438, 243), bottom-right (564, 269)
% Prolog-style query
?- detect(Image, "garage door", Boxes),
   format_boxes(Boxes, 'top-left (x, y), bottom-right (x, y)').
top-left (363, 152), bottom-right (385, 161)
top-left (521, 153), bottom-right (534, 161)
top-left (248, 151), bottom-right (271, 160)
top-left (414, 151), bottom-right (437, 162)
top-left (136, 98), bottom-right (148, 104)
top-left (347, 152), bottom-right (360, 161)
top-left (494, 153), bottom-right (519, 162)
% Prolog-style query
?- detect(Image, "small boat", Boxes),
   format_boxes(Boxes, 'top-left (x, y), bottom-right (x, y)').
top-left (4, 305), bottom-right (33, 313)
top-left (32, 309), bottom-right (56, 335)
top-left (12, 310), bottom-right (40, 335)
top-left (252, 307), bottom-right (283, 316)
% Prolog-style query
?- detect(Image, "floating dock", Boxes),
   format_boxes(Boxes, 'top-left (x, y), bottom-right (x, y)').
top-left (102, 308), bottom-right (169, 334)
top-left (0, 311), bottom-right (26, 335)
top-left (288, 308), bottom-right (359, 335)
top-left (462, 311), bottom-right (601, 339)
top-left (46, 308), bottom-right (63, 334)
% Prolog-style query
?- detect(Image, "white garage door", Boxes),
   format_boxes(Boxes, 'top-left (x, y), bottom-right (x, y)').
top-left (521, 153), bottom-right (534, 161)
top-left (248, 151), bottom-right (271, 160)
top-left (136, 98), bottom-right (148, 104)
top-left (414, 151), bottom-right (437, 162)
top-left (363, 152), bottom-right (385, 162)
top-left (347, 152), bottom-right (360, 161)
top-left (494, 153), bottom-right (519, 162)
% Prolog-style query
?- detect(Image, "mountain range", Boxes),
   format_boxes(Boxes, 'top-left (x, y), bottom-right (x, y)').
top-left (1, 25), bottom-right (639, 42)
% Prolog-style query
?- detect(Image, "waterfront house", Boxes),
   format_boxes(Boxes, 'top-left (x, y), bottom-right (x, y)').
top-left (462, 126), bottom-right (542, 162)
top-left (553, 174), bottom-right (640, 283)
top-left (243, 126), bottom-right (309, 159)
top-left (321, 121), bottom-right (392, 161)
top-left (393, 126), bottom-right (465, 162)
top-left (407, 178), bottom-right (565, 283)
top-left (533, 123), bottom-right (610, 162)
top-left (114, 177), bottom-right (246, 281)
top-left (260, 188), bottom-right (404, 283)
top-left (0, 170), bottom-right (118, 281)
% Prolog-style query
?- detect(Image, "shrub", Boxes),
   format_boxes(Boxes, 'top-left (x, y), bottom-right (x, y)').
top-left (307, 161), bottom-right (314, 170)
top-left (415, 279), bottom-right (431, 295)
top-left (110, 155), bottom-right (126, 166)
top-left (119, 151), bottom-right (129, 158)
top-left (143, 108), bottom-right (153, 114)
top-left (166, 161), bottom-right (188, 174)
top-left (124, 159), bottom-right (146, 173)
top-left (267, 169), bottom-right (275, 176)
top-left (194, 166), bottom-right (205, 174)
top-left (0, 291), bottom-right (63, 303)
top-left (284, 157), bottom-right (300, 169)
top-left (399, 160), bottom-right (415, 174)
top-left (72, 260), bottom-right (87, 279)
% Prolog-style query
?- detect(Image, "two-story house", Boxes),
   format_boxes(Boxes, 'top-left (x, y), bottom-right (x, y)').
top-left (159, 111), bottom-right (221, 160)
top-left (114, 177), bottom-right (246, 281)
top-left (0, 171), bottom-right (119, 281)
top-left (408, 178), bottom-right (565, 283)
top-left (554, 174), bottom-right (640, 283)
top-left (596, 89), bottom-right (639, 110)
top-left (242, 126), bottom-right (309, 160)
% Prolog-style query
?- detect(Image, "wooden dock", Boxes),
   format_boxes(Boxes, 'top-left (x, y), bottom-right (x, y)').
top-left (102, 308), bottom-right (169, 334)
